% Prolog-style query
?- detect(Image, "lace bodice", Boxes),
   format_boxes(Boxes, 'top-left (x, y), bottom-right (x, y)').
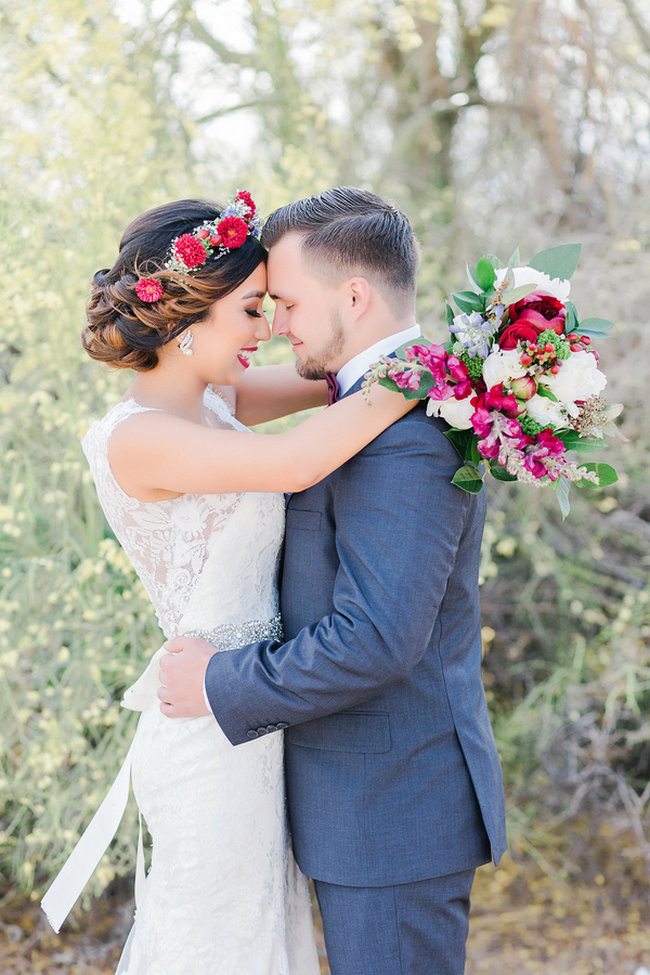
top-left (81, 387), bottom-right (286, 639)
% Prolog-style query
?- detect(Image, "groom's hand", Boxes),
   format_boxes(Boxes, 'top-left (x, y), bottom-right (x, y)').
top-left (158, 637), bottom-right (215, 718)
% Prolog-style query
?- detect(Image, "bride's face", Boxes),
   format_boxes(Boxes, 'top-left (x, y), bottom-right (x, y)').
top-left (192, 263), bottom-right (270, 385)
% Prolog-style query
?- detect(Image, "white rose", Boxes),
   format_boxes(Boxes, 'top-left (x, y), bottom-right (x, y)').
top-left (495, 266), bottom-right (571, 302)
top-left (482, 348), bottom-right (528, 389)
top-left (543, 350), bottom-right (607, 404)
top-left (426, 395), bottom-right (475, 429)
top-left (525, 394), bottom-right (570, 429)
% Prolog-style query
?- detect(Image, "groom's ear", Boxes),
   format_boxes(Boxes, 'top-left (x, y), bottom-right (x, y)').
top-left (344, 276), bottom-right (371, 319)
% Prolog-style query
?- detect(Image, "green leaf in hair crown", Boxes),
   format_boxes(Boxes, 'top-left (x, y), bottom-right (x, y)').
top-left (362, 244), bottom-right (621, 518)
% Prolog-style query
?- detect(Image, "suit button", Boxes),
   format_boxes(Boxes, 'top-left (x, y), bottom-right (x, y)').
top-left (276, 722), bottom-right (288, 730)
top-left (265, 724), bottom-right (276, 734)
top-left (246, 730), bottom-right (259, 739)
top-left (256, 726), bottom-right (268, 736)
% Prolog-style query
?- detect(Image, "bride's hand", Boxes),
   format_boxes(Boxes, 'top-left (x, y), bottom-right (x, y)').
top-left (158, 636), bottom-right (216, 718)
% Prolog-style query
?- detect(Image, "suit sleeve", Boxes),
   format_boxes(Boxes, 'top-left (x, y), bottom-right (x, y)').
top-left (205, 414), bottom-right (479, 744)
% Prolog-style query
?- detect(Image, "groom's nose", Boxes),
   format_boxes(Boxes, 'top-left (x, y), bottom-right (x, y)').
top-left (271, 307), bottom-right (288, 336)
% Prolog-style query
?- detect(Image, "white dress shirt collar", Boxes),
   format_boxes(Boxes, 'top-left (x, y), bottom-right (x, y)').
top-left (336, 323), bottom-right (422, 396)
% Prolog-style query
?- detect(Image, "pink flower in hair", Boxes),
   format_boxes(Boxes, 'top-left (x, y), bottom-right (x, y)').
top-left (217, 216), bottom-right (249, 249)
top-left (174, 233), bottom-right (209, 269)
top-left (135, 277), bottom-right (164, 303)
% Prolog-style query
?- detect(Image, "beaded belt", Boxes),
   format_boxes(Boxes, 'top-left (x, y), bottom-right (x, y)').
top-left (41, 614), bottom-right (283, 934)
top-left (186, 613), bottom-right (283, 650)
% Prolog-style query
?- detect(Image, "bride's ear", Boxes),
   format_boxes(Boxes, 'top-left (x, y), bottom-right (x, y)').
top-left (345, 277), bottom-right (371, 319)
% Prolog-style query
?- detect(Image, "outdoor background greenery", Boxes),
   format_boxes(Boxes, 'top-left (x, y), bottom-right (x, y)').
top-left (1, 0), bottom-right (648, 928)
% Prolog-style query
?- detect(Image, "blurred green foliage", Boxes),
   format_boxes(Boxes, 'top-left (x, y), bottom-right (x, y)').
top-left (1, 0), bottom-right (649, 915)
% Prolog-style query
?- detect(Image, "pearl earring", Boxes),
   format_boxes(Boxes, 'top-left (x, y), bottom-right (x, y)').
top-left (178, 330), bottom-right (194, 356)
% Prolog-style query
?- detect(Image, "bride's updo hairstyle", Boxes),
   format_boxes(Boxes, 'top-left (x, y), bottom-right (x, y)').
top-left (83, 198), bottom-right (266, 371)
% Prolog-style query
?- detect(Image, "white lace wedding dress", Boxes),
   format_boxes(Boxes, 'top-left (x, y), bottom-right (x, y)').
top-left (57, 387), bottom-right (319, 974)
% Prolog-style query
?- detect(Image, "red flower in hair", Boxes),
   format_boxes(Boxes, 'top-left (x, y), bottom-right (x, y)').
top-left (217, 216), bottom-right (249, 249)
top-left (235, 190), bottom-right (256, 217)
top-left (174, 233), bottom-right (208, 268)
top-left (135, 277), bottom-right (164, 303)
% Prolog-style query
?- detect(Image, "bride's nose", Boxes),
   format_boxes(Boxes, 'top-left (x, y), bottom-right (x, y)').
top-left (255, 313), bottom-right (272, 342)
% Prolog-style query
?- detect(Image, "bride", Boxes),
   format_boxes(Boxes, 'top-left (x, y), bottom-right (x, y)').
top-left (41, 192), bottom-right (413, 973)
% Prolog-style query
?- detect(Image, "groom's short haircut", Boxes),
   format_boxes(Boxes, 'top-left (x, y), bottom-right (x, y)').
top-left (261, 187), bottom-right (419, 302)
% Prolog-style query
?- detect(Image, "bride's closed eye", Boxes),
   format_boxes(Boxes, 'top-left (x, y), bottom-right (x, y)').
top-left (245, 309), bottom-right (263, 318)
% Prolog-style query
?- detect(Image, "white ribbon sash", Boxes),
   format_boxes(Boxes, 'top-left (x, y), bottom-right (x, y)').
top-left (40, 645), bottom-right (166, 933)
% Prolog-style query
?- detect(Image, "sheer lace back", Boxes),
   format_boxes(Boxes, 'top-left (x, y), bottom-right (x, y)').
top-left (81, 386), bottom-right (285, 639)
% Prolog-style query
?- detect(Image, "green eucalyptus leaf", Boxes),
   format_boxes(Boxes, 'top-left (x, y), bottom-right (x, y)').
top-left (577, 463), bottom-right (619, 488)
top-left (529, 243), bottom-right (582, 280)
top-left (507, 247), bottom-right (521, 267)
top-left (536, 385), bottom-right (559, 402)
top-left (466, 263), bottom-right (479, 289)
top-left (378, 373), bottom-right (432, 400)
top-left (578, 317), bottom-right (615, 337)
top-left (452, 290), bottom-right (484, 314)
top-left (451, 464), bottom-right (484, 493)
top-left (485, 253), bottom-right (504, 269)
top-left (378, 376), bottom-right (401, 393)
top-left (556, 430), bottom-right (604, 452)
top-left (500, 283), bottom-right (536, 305)
top-left (444, 428), bottom-right (476, 462)
top-left (489, 463), bottom-right (517, 482)
top-left (475, 257), bottom-right (496, 291)
top-left (555, 476), bottom-right (572, 519)
top-left (445, 301), bottom-right (455, 330)
top-left (565, 301), bottom-right (580, 333)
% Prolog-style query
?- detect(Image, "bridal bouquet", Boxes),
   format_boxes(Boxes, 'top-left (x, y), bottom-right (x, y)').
top-left (364, 244), bottom-right (620, 516)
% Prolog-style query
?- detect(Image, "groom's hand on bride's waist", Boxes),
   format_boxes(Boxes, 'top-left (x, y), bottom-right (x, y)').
top-left (158, 637), bottom-right (215, 718)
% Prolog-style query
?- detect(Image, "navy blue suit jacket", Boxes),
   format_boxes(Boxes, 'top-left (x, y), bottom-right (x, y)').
top-left (205, 396), bottom-right (507, 886)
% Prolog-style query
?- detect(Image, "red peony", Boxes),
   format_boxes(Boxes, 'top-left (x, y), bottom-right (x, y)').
top-left (235, 190), bottom-right (256, 217)
top-left (217, 216), bottom-right (249, 249)
top-left (498, 321), bottom-right (540, 349)
top-left (174, 233), bottom-right (208, 268)
top-left (508, 290), bottom-right (566, 335)
top-left (135, 277), bottom-right (164, 303)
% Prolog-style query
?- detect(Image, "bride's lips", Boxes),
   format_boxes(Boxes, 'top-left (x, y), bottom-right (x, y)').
top-left (237, 347), bottom-right (258, 369)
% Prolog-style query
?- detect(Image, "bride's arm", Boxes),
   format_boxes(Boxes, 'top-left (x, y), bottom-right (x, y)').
top-left (108, 385), bottom-right (417, 500)
top-left (233, 364), bottom-right (328, 426)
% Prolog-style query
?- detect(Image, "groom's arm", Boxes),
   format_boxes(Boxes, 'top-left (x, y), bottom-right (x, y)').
top-left (201, 414), bottom-right (484, 744)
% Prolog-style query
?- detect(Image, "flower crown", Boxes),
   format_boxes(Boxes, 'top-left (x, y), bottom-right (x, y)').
top-left (134, 190), bottom-right (261, 303)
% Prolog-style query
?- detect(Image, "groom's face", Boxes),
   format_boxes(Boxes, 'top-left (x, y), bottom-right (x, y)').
top-left (267, 232), bottom-right (348, 379)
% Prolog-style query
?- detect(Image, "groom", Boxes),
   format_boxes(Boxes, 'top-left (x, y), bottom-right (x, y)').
top-left (160, 187), bottom-right (507, 974)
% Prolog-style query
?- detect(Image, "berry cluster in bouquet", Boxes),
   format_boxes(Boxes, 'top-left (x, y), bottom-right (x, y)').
top-left (364, 244), bottom-right (620, 516)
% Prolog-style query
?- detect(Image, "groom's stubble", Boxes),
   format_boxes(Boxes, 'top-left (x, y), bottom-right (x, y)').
top-left (293, 307), bottom-right (346, 381)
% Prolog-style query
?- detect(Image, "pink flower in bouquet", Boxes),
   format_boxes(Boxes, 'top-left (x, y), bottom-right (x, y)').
top-left (524, 429), bottom-right (566, 480)
top-left (471, 407), bottom-right (494, 438)
top-left (508, 291), bottom-right (566, 336)
top-left (474, 411), bottom-right (526, 462)
top-left (484, 383), bottom-right (523, 418)
top-left (389, 367), bottom-right (421, 391)
top-left (446, 355), bottom-right (473, 398)
top-left (405, 343), bottom-right (447, 373)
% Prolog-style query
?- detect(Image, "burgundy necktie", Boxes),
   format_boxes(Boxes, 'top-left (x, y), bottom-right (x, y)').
top-left (325, 372), bottom-right (340, 406)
